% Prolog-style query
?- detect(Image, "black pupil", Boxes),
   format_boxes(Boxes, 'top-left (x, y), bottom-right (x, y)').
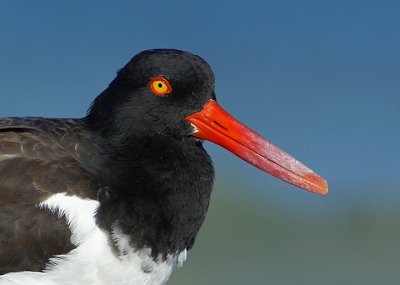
top-left (158, 83), bottom-right (163, 88)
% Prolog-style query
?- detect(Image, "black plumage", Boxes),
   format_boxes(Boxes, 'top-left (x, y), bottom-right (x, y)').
top-left (0, 49), bottom-right (216, 272)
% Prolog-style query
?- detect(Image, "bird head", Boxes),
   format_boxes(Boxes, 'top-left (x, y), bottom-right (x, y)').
top-left (86, 49), bottom-right (328, 195)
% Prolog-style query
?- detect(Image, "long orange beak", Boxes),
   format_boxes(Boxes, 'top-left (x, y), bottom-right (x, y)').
top-left (185, 100), bottom-right (328, 195)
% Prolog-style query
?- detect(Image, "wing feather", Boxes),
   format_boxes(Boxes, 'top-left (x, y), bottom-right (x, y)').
top-left (0, 118), bottom-right (99, 273)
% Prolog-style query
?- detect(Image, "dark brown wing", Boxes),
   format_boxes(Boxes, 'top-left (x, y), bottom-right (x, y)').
top-left (0, 118), bottom-right (99, 274)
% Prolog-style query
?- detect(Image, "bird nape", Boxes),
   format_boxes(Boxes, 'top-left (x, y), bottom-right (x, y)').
top-left (0, 49), bottom-right (328, 285)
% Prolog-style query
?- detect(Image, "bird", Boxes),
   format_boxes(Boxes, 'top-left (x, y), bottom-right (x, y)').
top-left (0, 49), bottom-right (328, 285)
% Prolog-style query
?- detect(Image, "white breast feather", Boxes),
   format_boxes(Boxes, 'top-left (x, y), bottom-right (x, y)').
top-left (0, 193), bottom-right (186, 285)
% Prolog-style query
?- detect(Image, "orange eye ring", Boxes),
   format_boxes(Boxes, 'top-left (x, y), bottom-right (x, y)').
top-left (149, 76), bottom-right (172, 96)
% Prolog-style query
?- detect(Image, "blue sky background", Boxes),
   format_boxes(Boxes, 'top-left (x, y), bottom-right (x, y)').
top-left (1, 0), bottom-right (399, 215)
top-left (1, 1), bottom-right (400, 283)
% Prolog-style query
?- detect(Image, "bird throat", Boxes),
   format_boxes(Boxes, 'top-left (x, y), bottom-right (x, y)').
top-left (94, 135), bottom-right (215, 259)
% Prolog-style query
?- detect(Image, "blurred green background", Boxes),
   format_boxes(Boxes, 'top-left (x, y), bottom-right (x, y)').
top-left (1, 0), bottom-right (400, 284)
top-left (170, 178), bottom-right (400, 284)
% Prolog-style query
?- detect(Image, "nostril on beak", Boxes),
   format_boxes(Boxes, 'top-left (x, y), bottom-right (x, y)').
top-left (212, 121), bottom-right (227, 131)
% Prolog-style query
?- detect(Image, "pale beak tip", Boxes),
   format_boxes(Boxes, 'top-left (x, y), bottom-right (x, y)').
top-left (319, 180), bottom-right (329, 196)
top-left (315, 177), bottom-right (329, 196)
top-left (303, 173), bottom-right (328, 196)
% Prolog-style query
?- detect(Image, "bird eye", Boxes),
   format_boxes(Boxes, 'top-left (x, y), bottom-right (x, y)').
top-left (149, 76), bottom-right (172, 96)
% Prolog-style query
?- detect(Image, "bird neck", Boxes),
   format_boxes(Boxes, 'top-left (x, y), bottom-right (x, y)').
top-left (89, 133), bottom-right (215, 258)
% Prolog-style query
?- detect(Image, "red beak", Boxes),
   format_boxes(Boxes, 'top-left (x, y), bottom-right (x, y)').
top-left (185, 100), bottom-right (328, 195)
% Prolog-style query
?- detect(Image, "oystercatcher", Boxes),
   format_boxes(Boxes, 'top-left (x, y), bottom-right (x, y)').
top-left (0, 49), bottom-right (327, 285)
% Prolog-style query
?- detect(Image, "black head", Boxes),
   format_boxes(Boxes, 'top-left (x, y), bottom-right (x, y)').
top-left (85, 49), bottom-right (216, 139)
top-left (85, 49), bottom-right (328, 197)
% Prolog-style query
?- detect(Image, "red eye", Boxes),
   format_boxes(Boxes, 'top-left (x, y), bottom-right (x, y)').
top-left (149, 76), bottom-right (172, 96)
